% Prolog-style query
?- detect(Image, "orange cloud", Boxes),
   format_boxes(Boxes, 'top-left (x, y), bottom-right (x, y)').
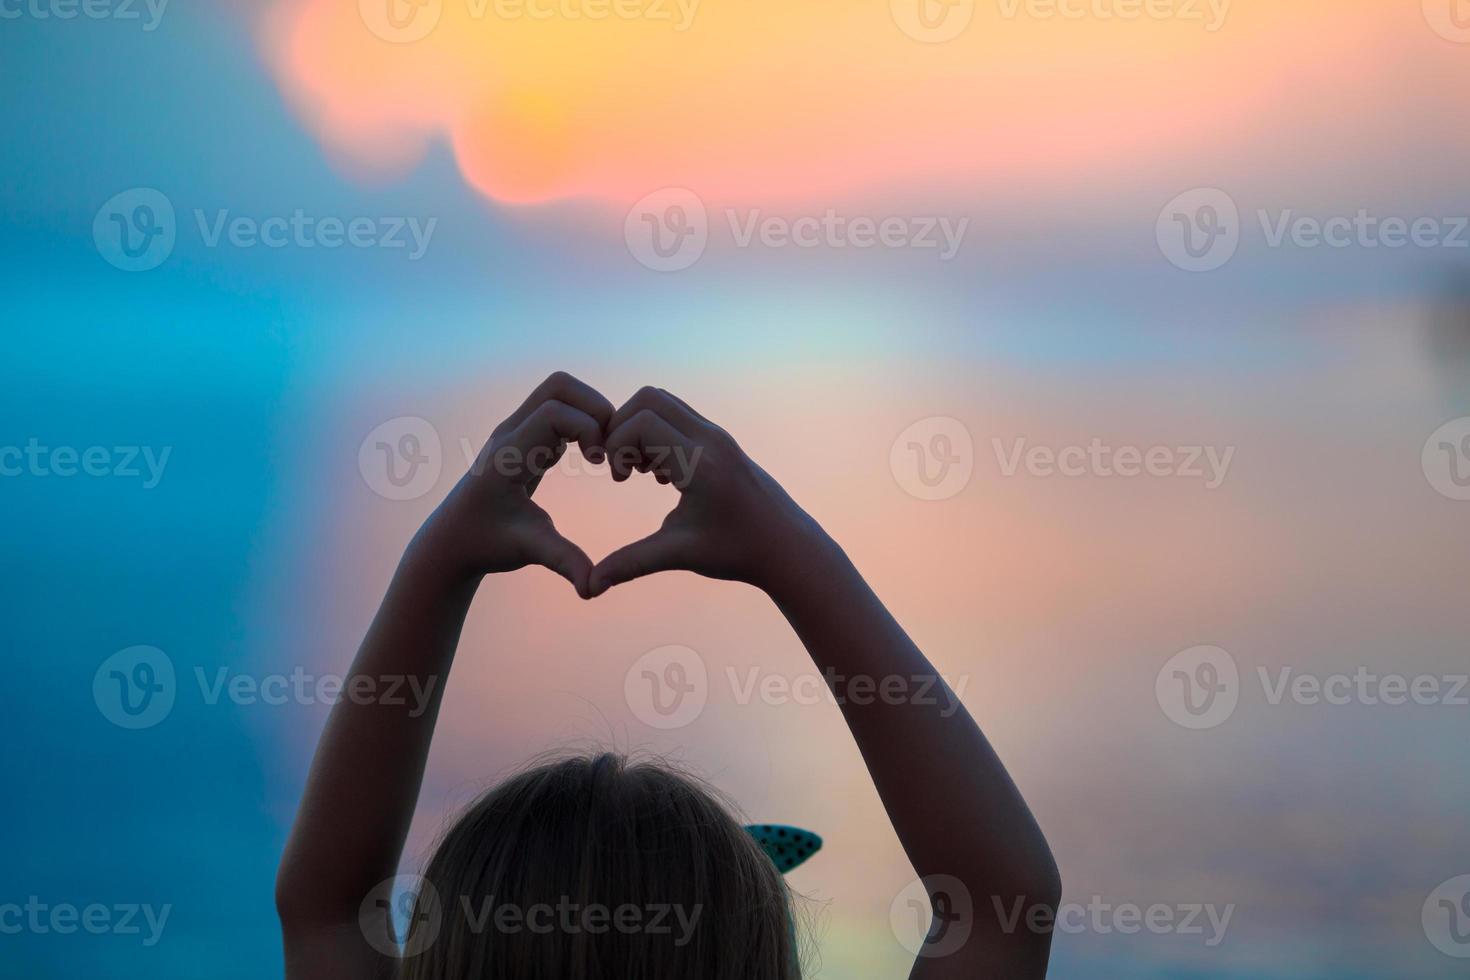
top-left (254, 0), bottom-right (1465, 207)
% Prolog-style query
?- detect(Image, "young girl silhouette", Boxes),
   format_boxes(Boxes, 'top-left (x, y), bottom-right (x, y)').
top-left (276, 373), bottom-right (1059, 978)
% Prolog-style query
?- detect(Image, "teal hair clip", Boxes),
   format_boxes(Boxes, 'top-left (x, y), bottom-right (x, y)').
top-left (745, 824), bottom-right (822, 874)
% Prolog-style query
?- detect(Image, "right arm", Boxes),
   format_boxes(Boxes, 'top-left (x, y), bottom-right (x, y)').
top-left (588, 387), bottom-right (1060, 978)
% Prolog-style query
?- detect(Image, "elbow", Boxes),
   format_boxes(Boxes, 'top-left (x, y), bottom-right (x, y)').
top-left (1031, 851), bottom-right (1063, 912)
top-left (969, 847), bottom-right (1062, 926)
top-left (274, 855), bottom-right (322, 931)
top-left (1015, 838), bottom-right (1062, 913)
top-left (274, 863), bottom-right (304, 928)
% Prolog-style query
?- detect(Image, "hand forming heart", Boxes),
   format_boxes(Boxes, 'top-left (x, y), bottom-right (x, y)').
top-left (416, 372), bottom-right (819, 600)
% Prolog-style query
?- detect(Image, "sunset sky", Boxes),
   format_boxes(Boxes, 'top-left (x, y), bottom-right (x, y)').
top-left (3, 0), bottom-right (1469, 976)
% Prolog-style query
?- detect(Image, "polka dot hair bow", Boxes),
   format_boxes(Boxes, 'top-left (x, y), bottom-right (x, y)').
top-left (745, 824), bottom-right (822, 873)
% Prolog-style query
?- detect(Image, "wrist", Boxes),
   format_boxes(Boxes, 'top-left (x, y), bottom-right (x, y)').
top-left (750, 514), bottom-right (847, 600)
top-left (404, 502), bottom-right (484, 591)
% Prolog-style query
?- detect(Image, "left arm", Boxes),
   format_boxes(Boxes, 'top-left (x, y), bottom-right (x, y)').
top-left (274, 372), bottom-right (611, 977)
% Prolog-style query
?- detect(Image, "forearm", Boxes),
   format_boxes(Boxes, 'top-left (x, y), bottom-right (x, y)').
top-left (276, 528), bottom-right (478, 923)
top-left (763, 527), bottom-right (1059, 906)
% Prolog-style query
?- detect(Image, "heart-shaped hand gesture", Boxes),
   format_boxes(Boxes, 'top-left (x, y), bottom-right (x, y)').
top-left (424, 372), bottom-right (613, 597)
top-left (589, 385), bottom-right (814, 596)
top-left (421, 374), bottom-right (815, 599)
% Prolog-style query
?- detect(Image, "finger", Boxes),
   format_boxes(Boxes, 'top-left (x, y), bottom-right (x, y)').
top-left (607, 385), bottom-right (706, 438)
top-left (603, 409), bottom-right (696, 483)
top-left (524, 439), bottom-right (568, 497)
top-left (658, 388), bottom-right (714, 427)
top-left (521, 524), bottom-right (594, 599)
top-left (588, 528), bottom-right (691, 597)
top-left (659, 388), bottom-right (738, 448)
top-left (507, 400), bottom-right (603, 484)
top-left (505, 372), bottom-right (615, 458)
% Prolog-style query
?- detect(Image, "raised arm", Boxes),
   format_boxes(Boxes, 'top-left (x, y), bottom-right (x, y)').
top-left (589, 387), bottom-right (1060, 978)
top-left (275, 373), bottom-right (612, 978)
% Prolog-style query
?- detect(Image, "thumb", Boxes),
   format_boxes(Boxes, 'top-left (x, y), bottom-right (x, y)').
top-left (589, 529), bottom-right (690, 597)
top-left (521, 526), bottom-right (595, 599)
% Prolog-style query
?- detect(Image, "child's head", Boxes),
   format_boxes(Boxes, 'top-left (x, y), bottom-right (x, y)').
top-left (402, 752), bottom-right (800, 979)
